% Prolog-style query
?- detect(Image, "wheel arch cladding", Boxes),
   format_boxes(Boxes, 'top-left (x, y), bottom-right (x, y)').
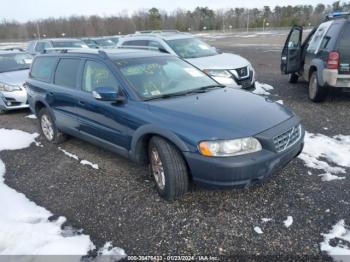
top-left (130, 125), bottom-right (190, 164)
top-left (309, 59), bottom-right (326, 85)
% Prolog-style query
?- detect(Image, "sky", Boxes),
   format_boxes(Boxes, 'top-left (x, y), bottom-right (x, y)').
top-left (0, 0), bottom-right (340, 22)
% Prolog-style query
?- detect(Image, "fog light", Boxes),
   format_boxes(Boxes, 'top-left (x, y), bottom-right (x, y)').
top-left (6, 101), bottom-right (11, 106)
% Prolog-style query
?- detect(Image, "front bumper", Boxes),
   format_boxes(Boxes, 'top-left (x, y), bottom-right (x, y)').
top-left (0, 90), bottom-right (29, 111)
top-left (323, 69), bottom-right (350, 88)
top-left (184, 118), bottom-right (304, 187)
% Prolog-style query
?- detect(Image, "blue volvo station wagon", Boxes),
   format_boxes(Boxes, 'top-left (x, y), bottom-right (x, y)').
top-left (27, 49), bottom-right (305, 200)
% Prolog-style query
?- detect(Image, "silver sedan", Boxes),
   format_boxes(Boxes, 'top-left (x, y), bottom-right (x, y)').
top-left (0, 51), bottom-right (32, 112)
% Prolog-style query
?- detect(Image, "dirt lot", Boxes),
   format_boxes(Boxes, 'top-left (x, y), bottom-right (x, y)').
top-left (0, 32), bottom-right (349, 259)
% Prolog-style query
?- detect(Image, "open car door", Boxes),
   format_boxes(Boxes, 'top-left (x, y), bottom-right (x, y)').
top-left (281, 26), bottom-right (303, 74)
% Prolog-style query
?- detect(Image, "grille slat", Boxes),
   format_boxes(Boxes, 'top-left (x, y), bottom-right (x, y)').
top-left (273, 125), bottom-right (301, 152)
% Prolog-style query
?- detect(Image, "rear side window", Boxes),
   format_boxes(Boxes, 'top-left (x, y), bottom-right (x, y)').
top-left (30, 56), bottom-right (57, 82)
top-left (54, 58), bottom-right (81, 88)
top-left (307, 21), bottom-right (333, 53)
top-left (122, 40), bottom-right (149, 46)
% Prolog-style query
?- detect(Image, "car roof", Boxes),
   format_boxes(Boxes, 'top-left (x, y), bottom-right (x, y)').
top-left (124, 32), bottom-right (194, 41)
top-left (38, 48), bottom-right (169, 60)
top-left (35, 38), bottom-right (83, 42)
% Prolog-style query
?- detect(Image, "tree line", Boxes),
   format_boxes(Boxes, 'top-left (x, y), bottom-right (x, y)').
top-left (0, 1), bottom-right (349, 41)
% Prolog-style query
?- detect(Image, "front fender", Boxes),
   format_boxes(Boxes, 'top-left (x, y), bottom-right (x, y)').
top-left (129, 124), bottom-right (191, 163)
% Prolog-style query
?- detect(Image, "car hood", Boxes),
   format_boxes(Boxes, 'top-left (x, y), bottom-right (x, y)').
top-left (186, 53), bottom-right (250, 70)
top-left (147, 88), bottom-right (294, 141)
top-left (0, 69), bottom-right (29, 86)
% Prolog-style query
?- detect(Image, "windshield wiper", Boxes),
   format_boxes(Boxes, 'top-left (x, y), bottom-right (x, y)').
top-left (189, 84), bottom-right (225, 93)
top-left (144, 85), bottom-right (225, 101)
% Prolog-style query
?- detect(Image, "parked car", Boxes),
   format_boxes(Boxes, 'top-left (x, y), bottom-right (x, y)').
top-left (281, 12), bottom-right (350, 102)
top-left (117, 31), bottom-right (256, 89)
top-left (27, 49), bottom-right (304, 200)
top-left (81, 37), bottom-right (117, 49)
top-left (26, 38), bottom-right (89, 55)
top-left (0, 51), bottom-right (33, 112)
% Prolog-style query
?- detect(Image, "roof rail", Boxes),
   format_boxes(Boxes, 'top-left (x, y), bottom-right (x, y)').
top-left (42, 48), bottom-right (78, 54)
top-left (326, 11), bottom-right (350, 20)
top-left (118, 45), bottom-right (161, 52)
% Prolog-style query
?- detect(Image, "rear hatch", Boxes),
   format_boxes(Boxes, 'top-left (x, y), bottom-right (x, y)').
top-left (338, 21), bottom-right (350, 74)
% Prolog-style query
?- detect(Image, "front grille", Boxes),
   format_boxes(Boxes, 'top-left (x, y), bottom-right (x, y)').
top-left (273, 125), bottom-right (301, 152)
top-left (236, 66), bottom-right (249, 78)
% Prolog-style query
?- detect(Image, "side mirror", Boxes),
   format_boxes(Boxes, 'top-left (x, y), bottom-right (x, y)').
top-left (92, 87), bottom-right (121, 101)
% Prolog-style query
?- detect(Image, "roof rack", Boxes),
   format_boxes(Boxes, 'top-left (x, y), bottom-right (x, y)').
top-left (326, 11), bottom-right (350, 20)
top-left (41, 48), bottom-right (78, 54)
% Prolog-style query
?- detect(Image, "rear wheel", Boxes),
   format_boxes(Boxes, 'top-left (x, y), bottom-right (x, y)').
top-left (38, 108), bottom-right (67, 144)
top-left (148, 136), bottom-right (189, 201)
top-left (288, 73), bottom-right (299, 84)
top-left (308, 71), bottom-right (328, 102)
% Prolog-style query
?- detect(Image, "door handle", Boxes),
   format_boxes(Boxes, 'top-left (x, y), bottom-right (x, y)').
top-left (48, 92), bottom-right (54, 96)
top-left (78, 101), bottom-right (85, 105)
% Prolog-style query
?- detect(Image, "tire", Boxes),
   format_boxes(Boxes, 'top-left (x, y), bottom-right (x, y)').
top-left (288, 73), bottom-right (299, 84)
top-left (148, 136), bottom-right (189, 201)
top-left (38, 108), bottom-right (67, 144)
top-left (308, 71), bottom-right (328, 102)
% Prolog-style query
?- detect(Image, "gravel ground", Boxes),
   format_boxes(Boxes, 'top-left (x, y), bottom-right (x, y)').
top-left (0, 34), bottom-right (349, 260)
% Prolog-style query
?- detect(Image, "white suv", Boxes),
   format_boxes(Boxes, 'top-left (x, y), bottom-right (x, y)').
top-left (117, 31), bottom-right (255, 89)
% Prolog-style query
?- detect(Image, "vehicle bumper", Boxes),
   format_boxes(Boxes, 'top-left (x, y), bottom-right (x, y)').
top-left (184, 117), bottom-right (304, 187)
top-left (0, 91), bottom-right (29, 111)
top-left (323, 69), bottom-right (350, 88)
top-left (184, 140), bottom-right (303, 187)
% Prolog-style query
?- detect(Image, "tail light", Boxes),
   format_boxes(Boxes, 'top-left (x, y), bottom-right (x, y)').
top-left (327, 51), bottom-right (340, 69)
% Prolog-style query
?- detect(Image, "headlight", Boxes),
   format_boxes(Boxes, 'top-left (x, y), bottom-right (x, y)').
top-left (199, 137), bottom-right (262, 157)
top-left (0, 83), bottom-right (21, 92)
top-left (203, 69), bottom-right (232, 78)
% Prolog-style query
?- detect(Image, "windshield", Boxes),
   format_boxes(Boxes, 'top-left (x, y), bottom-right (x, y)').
top-left (52, 40), bottom-right (86, 48)
top-left (166, 38), bottom-right (218, 59)
top-left (115, 56), bottom-right (218, 99)
top-left (94, 39), bottom-right (115, 47)
top-left (0, 53), bottom-right (32, 73)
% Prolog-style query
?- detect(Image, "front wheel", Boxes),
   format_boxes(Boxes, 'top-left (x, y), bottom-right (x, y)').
top-left (148, 136), bottom-right (189, 201)
top-left (38, 108), bottom-right (67, 144)
top-left (308, 72), bottom-right (328, 102)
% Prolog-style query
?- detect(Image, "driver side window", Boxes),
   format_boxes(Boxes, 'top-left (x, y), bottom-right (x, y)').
top-left (82, 60), bottom-right (119, 92)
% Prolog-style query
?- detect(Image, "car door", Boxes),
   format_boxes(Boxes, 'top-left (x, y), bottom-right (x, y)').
top-left (51, 57), bottom-right (82, 133)
top-left (281, 26), bottom-right (303, 74)
top-left (76, 59), bottom-right (129, 150)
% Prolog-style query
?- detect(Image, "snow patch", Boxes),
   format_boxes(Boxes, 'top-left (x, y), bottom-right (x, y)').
top-left (80, 160), bottom-right (99, 170)
top-left (253, 81), bottom-right (274, 95)
top-left (97, 242), bottom-right (126, 259)
top-left (254, 226), bottom-right (263, 234)
top-left (299, 132), bottom-right (350, 181)
top-left (0, 129), bottom-right (39, 151)
top-left (0, 129), bottom-right (124, 257)
top-left (261, 218), bottom-right (272, 223)
top-left (58, 147), bottom-right (79, 161)
top-left (320, 220), bottom-right (350, 260)
top-left (283, 216), bottom-right (293, 228)
top-left (25, 114), bottom-right (37, 119)
top-left (276, 100), bottom-right (284, 105)
top-left (58, 147), bottom-right (99, 169)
